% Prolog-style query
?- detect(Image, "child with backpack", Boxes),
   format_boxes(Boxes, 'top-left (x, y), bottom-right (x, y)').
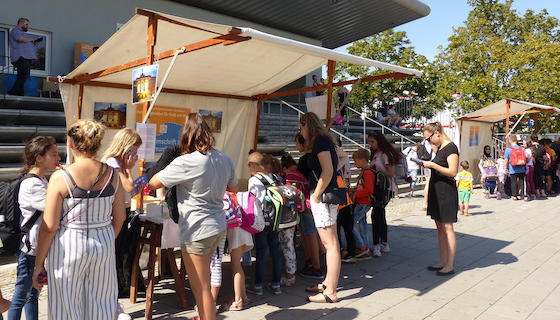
top-left (504, 135), bottom-right (526, 201)
top-left (350, 148), bottom-right (375, 260)
top-left (246, 152), bottom-right (283, 295)
top-left (8, 136), bottom-right (60, 320)
top-left (368, 131), bottom-right (398, 257)
top-left (280, 155), bottom-right (305, 286)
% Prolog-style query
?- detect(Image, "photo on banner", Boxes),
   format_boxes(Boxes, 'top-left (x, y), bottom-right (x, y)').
top-left (132, 65), bottom-right (158, 104)
top-left (93, 102), bottom-right (127, 129)
top-left (199, 109), bottom-right (223, 133)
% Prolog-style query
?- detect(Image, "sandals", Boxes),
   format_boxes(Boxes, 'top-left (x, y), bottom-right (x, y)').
top-left (221, 299), bottom-right (244, 311)
top-left (307, 292), bottom-right (339, 303)
top-left (306, 283), bottom-right (326, 293)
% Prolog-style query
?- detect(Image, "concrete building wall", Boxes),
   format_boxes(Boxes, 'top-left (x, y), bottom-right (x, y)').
top-left (1, 0), bottom-right (321, 78)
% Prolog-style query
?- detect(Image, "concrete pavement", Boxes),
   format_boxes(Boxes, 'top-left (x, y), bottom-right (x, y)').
top-left (2, 190), bottom-right (560, 319)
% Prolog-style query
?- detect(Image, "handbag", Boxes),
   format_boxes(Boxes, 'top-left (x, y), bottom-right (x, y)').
top-left (312, 170), bottom-right (348, 205)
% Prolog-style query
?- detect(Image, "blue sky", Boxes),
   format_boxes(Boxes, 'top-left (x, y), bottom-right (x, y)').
top-left (336, 0), bottom-right (560, 61)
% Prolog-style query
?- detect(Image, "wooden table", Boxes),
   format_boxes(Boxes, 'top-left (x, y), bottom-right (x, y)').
top-left (129, 217), bottom-right (188, 320)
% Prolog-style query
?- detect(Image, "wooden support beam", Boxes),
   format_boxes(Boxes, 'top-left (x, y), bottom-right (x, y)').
top-left (253, 72), bottom-right (412, 101)
top-left (325, 60), bottom-right (336, 127)
top-left (253, 100), bottom-right (262, 151)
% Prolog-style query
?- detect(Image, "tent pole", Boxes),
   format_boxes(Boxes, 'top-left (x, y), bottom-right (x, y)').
top-left (137, 12), bottom-right (158, 211)
top-left (505, 99), bottom-right (511, 146)
top-left (77, 84), bottom-right (84, 120)
top-left (253, 100), bottom-right (262, 151)
top-left (325, 60), bottom-right (336, 127)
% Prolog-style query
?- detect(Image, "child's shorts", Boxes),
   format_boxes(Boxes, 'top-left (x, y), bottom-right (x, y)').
top-left (458, 189), bottom-right (471, 202)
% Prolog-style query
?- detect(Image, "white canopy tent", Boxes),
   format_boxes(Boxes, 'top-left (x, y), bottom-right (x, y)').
top-left (457, 99), bottom-right (560, 176)
top-left (57, 8), bottom-right (423, 179)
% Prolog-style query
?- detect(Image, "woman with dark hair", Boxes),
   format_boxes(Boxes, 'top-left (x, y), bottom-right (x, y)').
top-left (299, 112), bottom-right (340, 303)
top-left (33, 120), bottom-right (126, 319)
top-left (420, 122), bottom-right (459, 276)
top-left (149, 113), bottom-right (238, 320)
top-left (367, 131), bottom-right (399, 257)
top-left (9, 136), bottom-right (59, 320)
top-left (478, 145), bottom-right (498, 198)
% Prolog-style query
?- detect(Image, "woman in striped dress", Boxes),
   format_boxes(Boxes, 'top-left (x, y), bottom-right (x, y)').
top-left (33, 119), bottom-right (126, 320)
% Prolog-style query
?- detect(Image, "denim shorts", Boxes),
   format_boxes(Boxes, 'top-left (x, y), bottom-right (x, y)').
top-left (299, 209), bottom-right (317, 235)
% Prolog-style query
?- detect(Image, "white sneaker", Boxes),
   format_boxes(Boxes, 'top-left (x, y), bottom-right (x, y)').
top-left (280, 275), bottom-right (296, 287)
top-left (380, 243), bottom-right (390, 253)
top-left (117, 303), bottom-right (132, 320)
top-left (373, 244), bottom-right (382, 257)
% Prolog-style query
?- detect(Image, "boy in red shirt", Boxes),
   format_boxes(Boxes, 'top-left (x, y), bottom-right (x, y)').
top-left (351, 149), bottom-right (375, 260)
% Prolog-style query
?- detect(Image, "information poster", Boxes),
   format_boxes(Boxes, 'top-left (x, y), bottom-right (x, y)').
top-left (132, 65), bottom-right (159, 104)
top-left (135, 105), bottom-right (190, 155)
top-left (469, 126), bottom-right (479, 147)
top-left (135, 123), bottom-right (157, 160)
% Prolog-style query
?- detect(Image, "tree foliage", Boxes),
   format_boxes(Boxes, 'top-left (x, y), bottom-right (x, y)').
top-left (335, 29), bottom-right (437, 120)
top-left (432, 0), bottom-right (560, 120)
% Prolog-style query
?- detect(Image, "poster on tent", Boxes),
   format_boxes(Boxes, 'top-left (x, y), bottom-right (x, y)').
top-left (132, 64), bottom-right (158, 104)
top-left (199, 109), bottom-right (223, 133)
top-left (93, 102), bottom-right (126, 129)
top-left (135, 105), bottom-right (190, 156)
top-left (469, 126), bottom-right (479, 147)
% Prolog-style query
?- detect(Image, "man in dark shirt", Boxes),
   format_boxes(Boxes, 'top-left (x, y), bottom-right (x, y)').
top-left (8, 18), bottom-right (40, 96)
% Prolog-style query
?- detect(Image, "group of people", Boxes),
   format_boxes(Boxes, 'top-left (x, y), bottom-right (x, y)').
top-left (1, 110), bottom-right (464, 319)
top-left (478, 135), bottom-right (559, 201)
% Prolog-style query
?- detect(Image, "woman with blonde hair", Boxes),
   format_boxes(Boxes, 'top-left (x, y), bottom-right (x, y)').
top-left (299, 112), bottom-right (340, 303)
top-left (149, 113), bottom-right (238, 320)
top-left (33, 119), bottom-right (126, 319)
top-left (419, 121), bottom-right (459, 276)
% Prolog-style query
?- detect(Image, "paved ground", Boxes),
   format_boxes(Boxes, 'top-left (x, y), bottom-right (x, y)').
top-left (2, 189), bottom-right (560, 319)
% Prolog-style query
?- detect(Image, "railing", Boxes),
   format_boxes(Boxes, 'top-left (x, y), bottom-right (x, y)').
top-left (345, 105), bottom-right (416, 150)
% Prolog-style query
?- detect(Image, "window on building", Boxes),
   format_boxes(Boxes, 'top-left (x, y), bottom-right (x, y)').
top-left (0, 23), bottom-right (51, 76)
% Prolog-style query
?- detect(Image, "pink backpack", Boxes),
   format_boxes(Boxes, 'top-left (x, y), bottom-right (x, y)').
top-left (285, 170), bottom-right (310, 212)
top-left (509, 146), bottom-right (526, 166)
top-left (223, 192), bottom-right (242, 229)
top-left (236, 191), bottom-right (265, 234)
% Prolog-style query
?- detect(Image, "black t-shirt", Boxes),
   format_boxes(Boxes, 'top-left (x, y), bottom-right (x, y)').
top-left (297, 153), bottom-right (311, 180)
top-left (430, 142), bottom-right (459, 184)
top-left (535, 144), bottom-right (546, 164)
top-left (307, 134), bottom-right (338, 190)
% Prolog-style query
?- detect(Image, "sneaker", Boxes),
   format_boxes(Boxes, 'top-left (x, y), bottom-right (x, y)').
top-left (280, 276), bottom-right (296, 287)
top-left (372, 244), bottom-right (382, 257)
top-left (341, 252), bottom-right (357, 263)
top-left (246, 285), bottom-right (263, 295)
top-left (354, 245), bottom-right (370, 258)
top-left (484, 194), bottom-right (490, 199)
top-left (266, 283), bottom-right (281, 295)
top-left (117, 303), bottom-right (132, 320)
top-left (380, 243), bottom-right (390, 253)
top-left (355, 252), bottom-right (371, 261)
top-left (299, 267), bottom-right (324, 279)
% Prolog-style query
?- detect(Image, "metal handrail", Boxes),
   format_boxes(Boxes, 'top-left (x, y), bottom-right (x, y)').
top-left (276, 99), bottom-right (366, 150)
top-left (345, 105), bottom-right (416, 150)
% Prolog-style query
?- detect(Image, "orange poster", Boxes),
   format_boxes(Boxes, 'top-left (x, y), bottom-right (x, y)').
top-left (136, 105), bottom-right (190, 154)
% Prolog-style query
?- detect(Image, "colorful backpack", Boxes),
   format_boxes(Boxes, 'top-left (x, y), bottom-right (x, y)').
top-left (236, 191), bottom-right (265, 234)
top-left (255, 174), bottom-right (300, 231)
top-left (223, 192), bottom-right (242, 229)
top-left (284, 170), bottom-right (310, 212)
top-left (482, 158), bottom-right (498, 181)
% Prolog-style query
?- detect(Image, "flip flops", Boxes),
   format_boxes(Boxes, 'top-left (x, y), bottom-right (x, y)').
top-left (307, 292), bottom-right (339, 303)
top-left (305, 283), bottom-right (326, 293)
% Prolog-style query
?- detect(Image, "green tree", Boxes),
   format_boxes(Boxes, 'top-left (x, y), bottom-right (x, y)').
top-left (335, 29), bottom-right (437, 122)
top-left (432, 0), bottom-right (560, 131)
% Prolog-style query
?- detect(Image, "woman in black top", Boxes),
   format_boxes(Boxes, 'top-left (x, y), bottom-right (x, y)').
top-left (299, 112), bottom-right (340, 303)
top-left (419, 122), bottom-right (459, 276)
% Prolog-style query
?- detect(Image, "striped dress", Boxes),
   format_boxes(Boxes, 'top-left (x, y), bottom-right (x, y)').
top-left (47, 167), bottom-right (118, 320)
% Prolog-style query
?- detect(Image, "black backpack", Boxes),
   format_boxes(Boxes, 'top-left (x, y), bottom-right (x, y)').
top-left (364, 168), bottom-right (391, 209)
top-left (0, 174), bottom-right (43, 257)
top-left (146, 146), bottom-right (181, 223)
